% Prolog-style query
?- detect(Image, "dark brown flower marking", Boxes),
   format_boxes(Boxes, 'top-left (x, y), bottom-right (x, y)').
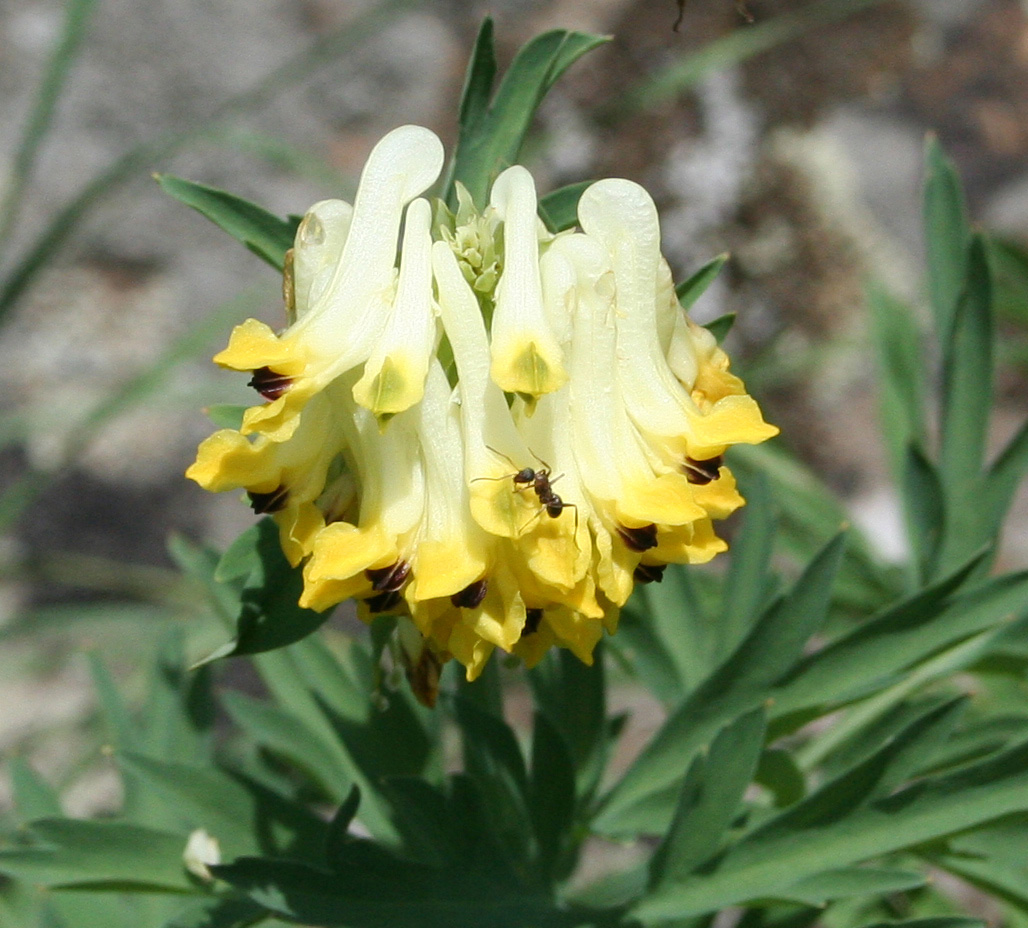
top-left (616, 522), bottom-right (658, 552)
top-left (682, 454), bottom-right (723, 485)
top-left (523, 607), bottom-right (544, 636)
top-left (248, 366), bottom-right (293, 401)
top-left (634, 562), bottom-right (667, 584)
top-left (248, 485), bottom-right (288, 513)
top-left (365, 589), bottom-right (403, 614)
top-left (451, 578), bottom-right (488, 609)
top-left (366, 560), bottom-right (412, 593)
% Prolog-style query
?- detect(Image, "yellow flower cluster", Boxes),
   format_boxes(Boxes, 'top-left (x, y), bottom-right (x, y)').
top-left (187, 125), bottom-right (777, 703)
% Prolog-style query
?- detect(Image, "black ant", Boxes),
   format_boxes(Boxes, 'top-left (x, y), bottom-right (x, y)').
top-left (475, 447), bottom-right (579, 535)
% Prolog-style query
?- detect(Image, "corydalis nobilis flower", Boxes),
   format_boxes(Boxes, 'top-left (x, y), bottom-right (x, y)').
top-left (187, 124), bottom-right (778, 705)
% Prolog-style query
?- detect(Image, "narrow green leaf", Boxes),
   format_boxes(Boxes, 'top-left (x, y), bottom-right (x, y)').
top-left (447, 29), bottom-right (609, 208)
top-left (205, 404), bottom-right (249, 430)
top-left (596, 535), bottom-right (844, 836)
top-left (867, 280), bottom-right (926, 482)
top-left (214, 522), bottom-right (263, 583)
top-left (455, 19), bottom-right (497, 135)
top-left (161, 896), bottom-right (270, 928)
top-left (0, 0), bottom-right (409, 325)
top-left (989, 234), bottom-right (1028, 325)
top-left (676, 254), bottom-right (728, 311)
top-left (198, 519), bottom-right (329, 663)
top-left (216, 855), bottom-right (560, 928)
top-left (167, 533), bottom-right (239, 626)
top-left (610, 600), bottom-right (689, 705)
top-left (625, 0), bottom-right (892, 112)
top-left (719, 474), bottom-right (777, 658)
top-left (783, 868), bottom-right (927, 905)
top-left (755, 748), bottom-right (806, 808)
top-left (156, 174), bottom-right (297, 270)
top-left (650, 707), bottom-right (767, 886)
top-left (118, 753), bottom-right (328, 861)
top-left (220, 691), bottom-right (351, 803)
top-left (452, 697), bottom-right (533, 868)
top-left (538, 181), bottom-right (592, 232)
top-left (633, 738), bottom-right (1028, 920)
top-left (0, 820), bottom-right (191, 892)
top-left (769, 550), bottom-right (993, 719)
top-left (729, 443), bottom-right (904, 615)
top-left (529, 712), bottom-right (577, 880)
top-left (637, 563), bottom-right (719, 695)
top-left (901, 443), bottom-right (946, 583)
top-left (324, 786), bottom-right (362, 871)
top-left (88, 654), bottom-right (138, 751)
top-left (528, 647), bottom-right (606, 797)
top-left (939, 234), bottom-right (993, 496)
top-left (10, 759), bottom-right (62, 822)
top-left (982, 416), bottom-right (1028, 545)
top-left (935, 852), bottom-right (1028, 914)
top-left (924, 136), bottom-right (972, 347)
top-left (0, 0), bottom-right (99, 248)
top-left (860, 919), bottom-right (983, 928)
top-left (703, 313), bottom-right (736, 344)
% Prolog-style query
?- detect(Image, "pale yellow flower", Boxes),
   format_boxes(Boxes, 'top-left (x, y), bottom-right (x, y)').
top-left (187, 125), bottom-right (777, 705)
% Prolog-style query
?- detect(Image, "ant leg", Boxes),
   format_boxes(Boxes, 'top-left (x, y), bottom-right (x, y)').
top-left (485, 445), bottom-right (520, 470)
top-left (563, 502), bottom-right (581, 549)
top-left (517, 507), bottom-right (545, 535)
top-left (471, 473), bottom-right (516, 484)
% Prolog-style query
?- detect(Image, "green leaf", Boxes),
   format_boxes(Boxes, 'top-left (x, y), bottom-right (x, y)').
top-left (538, 181), bottom-right (592, 232)
top-left (0, 0), bottom-right (406, 325)
top-left (719, 474), bottom-right (777, 659)
top-left (901, 443), bottom-right (946, 584)
top-left (923, 136), bottom-right (972, 347)
top-left (205, 404), bottom-right (249, 430)
top-left (0, 0), bottom-right (99, 249)
top-left (981, 416), bottom-right (1028, 549)
top-left (117, 753), bottom-right (328, 861)
top-left (625, 0), bottom-right (893, 112)
top-left (324, 786), bottom-right (362, 870)
top-left (10, 759), bottom-right (62, 822)
top-left (859, 919), bottom-right (983, 928)
top-left (755, 748), bottom-right (806, 808)
top-left (650, 707), bottom-right (767, 886)
top-left (867, 280), bottom-right (926, 483)
top-left (155, 175), bottom-right (298, 271)
top-left (989, 234), bottom-right (1028, 325)
top-left (455, 18), bottom-right (497, 139)
top-left (632, 738), bottom-right (1028, 920)
top-left (677, 254), bottom-right (728, 311)
top-left (729, 443), bottom-right (904, 615)
top-left (451, 697), bottom-right (533, 867)
top-left (529, 712), bottom-right (577, 881)
top-left (161, 896), bottom-right (270, 928)
top-left (196, 519), bottom-right (329, 664)
top-left (167, 533), bottom-right (239, 626)
top-left (938, 235), bottom-right (993, 511)
top-left (784, 867), bottom-right (927, 905)
top-left (446, 27), bottom-right (609, 208)
top-left (635, 564), bottom-right (719, 698)
top-left (529, 647), bottom-right (606, 798)
top-left (221, 691), bottom-right (352, 802)
top-left (596, 535), bottom-right (844, 836)
top-left (703, 313), bottom-right (736, 344)
top-left (768, 551), bottom-right (997, 720)
top-left (0, 820), bottom-right (192, 892)
top-left (215, 855), bottom-right (562, 928)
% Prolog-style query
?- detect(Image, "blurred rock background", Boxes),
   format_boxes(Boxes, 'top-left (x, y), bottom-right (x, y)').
top-left (2, 0), bottom-right (1028, 811)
